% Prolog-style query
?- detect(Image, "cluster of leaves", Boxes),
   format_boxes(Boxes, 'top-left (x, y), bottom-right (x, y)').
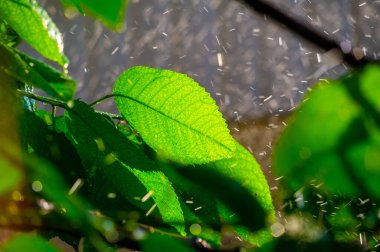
top-left (0, 0), bottom-right (275, 251)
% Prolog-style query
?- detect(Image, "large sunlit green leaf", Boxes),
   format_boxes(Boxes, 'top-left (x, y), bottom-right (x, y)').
top-left (273, 64), bottom-right (380, 199)
top-left (65, 101), bottom-right (185, 234)
top-left (1, 234), bottom-right (60, 252)
top-left (62, 0), bottom-right (128, 30)
top-left (114, 66), bottom-right (235, 164)
top-left (0, 72), bottom-right (22, 195)
top-left (0, 43), bottom-right (75, 101)
top-left (0, 0), bottom-right (68, 66)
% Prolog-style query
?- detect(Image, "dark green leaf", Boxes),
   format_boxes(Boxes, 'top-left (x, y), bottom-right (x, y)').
top-left (257, 237), bottom-right (362, 252)
top-left (114, 66), bottom-right (236, 164)
top-left (273, 64), bottom-right (380, 199)
top-left (141, 233), bottom-right (196, 252)
top-left (1, 233), bottom-right (60, 252)
top-left (158, 161), bottom-right (223, 247)
top-left (20, 109), bottom-right (86, 185)
top-left (24, 154), bottom-right (111, 251)
top-left (0, 0), bottom-right (68, 66)
top-left (0, 43), bottom-right (75, 101)
top-left (65, 101), bottom-right (185, 234)
top-left (0, 72), bottom-right (22, 196)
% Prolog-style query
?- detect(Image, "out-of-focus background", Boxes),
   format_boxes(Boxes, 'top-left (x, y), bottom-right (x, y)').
top-left (22, 0), bottom-right (380, 187)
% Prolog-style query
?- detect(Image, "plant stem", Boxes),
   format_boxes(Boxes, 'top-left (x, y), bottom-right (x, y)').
top-left (96, 110), bottom-right (124, 120)
top-left (18, 89), bottom-right (68, 108)
top-left (17, 90), bottom-right (124, 120)
top-left (89, 94), bottom-right (115, 106)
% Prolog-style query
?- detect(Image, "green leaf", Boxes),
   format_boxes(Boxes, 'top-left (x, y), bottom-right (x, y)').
top-left (273, 64), bottom-right (380, 199)
top-left (114, 66), bottom-right (235, 164)
top-left (62, 0), bottom-right (128, 30)
top-left (141, 233), bottom-right (196, 252)
top-left (65, 100), bottom-right (185, 234)
top-left (0, 43), bottom-right (75, 101)
top-left (0, 0), bottom-right (68, 66)
top-left (18, 52), bottom-right (76, 100)
top-left (1, 233), bottom-right (60, 252)
top-left (0, 72), bottom-right (22, 196)
top-left (0, 20), bottom-right (21, 47)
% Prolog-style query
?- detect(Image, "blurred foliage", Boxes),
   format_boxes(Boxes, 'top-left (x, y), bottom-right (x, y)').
top-left (0, 0), bottom-right (379, 251)
top-left (273, 65), bottom-right (380, 251)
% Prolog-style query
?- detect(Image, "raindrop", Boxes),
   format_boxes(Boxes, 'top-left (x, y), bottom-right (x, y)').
top-left (190, 223), bottom-right (202, 235)
top-left (32, 181), bottom-right (43, 192)
top-left (132, 227), bottom-right (147, 240)
top-left (68, 178), bottom-right (83, 195)
top-left (107, 192), bottom-right (117, 198)
top-left (12, 191), bottom-right (23, 201)
top-left (270, 222), bottom-right (285, 237)
top-left (37, 198), bottom-right (54, 212)
top-left (141, 190), bottom-right (154, 202)
top-left (67, 100), bottom-right (74, 108)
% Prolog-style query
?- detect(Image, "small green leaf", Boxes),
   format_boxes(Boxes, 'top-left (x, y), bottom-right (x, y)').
top-left (0, 43), bottom-right (75, 101)
top-left (273, 64), bottom-right (380, 199)
top-left (61, 0), bottom-right (128, 30)
top-left (80, 0), bottom-right (128, 30)
top-left (18, 52), bottom-right (76, 100)
top-left (1, 233), bottom-right (60, 252)
top-left (0, 0), bottom-right (68, 66)
top-left (65, 101), bottom-right (185, 234)
top-left (114, 66), bottom-right (235, 164)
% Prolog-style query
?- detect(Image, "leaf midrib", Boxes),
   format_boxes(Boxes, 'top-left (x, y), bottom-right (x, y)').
top-left (114, 93), bottom-right (234, 153)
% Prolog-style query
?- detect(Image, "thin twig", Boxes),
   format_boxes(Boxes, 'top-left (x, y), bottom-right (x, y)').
top-left (238, 0), bottom-right (376, 67)
top-left (17, 90), bottom-right (124, 120)
top-left (18, 90), bottom-right (68, 108)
